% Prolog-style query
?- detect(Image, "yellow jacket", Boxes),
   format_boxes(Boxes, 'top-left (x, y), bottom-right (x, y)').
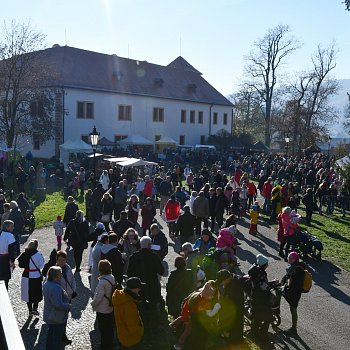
top-left (250, 209), bottom-right (259, 224)
top-left (112, 289), bottom-right (144, 347)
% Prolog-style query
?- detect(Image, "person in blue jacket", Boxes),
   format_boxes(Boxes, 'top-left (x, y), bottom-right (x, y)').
top-left (43, 266), bottom-right (71, 350)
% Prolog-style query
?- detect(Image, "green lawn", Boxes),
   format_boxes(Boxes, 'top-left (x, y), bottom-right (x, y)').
top-left (34, 191), bottom-right (85, 229)
top-left (260, 206), bottom-right (350, 272)
top-left (297, 206), bottom-right (350, 271)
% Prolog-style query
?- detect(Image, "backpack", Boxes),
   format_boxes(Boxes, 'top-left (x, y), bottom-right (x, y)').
top-left (102, 278), bottom-right (120, 306)
top-left (297, 267), bottom-right (312, 293)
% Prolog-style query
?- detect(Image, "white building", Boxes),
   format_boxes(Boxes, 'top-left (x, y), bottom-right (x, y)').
top-left (25, 45), bottom-right (233, 158)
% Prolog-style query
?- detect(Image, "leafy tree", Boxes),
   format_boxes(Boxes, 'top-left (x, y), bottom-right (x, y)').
top-left (244, 24), bottom-right (299, 147)
top-left (0, 20), bottom-right (55, 148)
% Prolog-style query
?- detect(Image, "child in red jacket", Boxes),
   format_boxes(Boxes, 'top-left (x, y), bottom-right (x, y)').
top-left (165, 195), bottom-right (181, 236)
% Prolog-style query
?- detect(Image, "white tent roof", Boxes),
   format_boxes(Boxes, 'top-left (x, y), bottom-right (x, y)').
top-left (59, 139), bottom-right (92, 152)
top-left (118, 135), bottom-right (153, 145)
top-left (155, 136), bottom-right (177, 144)
top-left (104, 157), bottom-right (131, 163)
top-left (118, 158), bottom-right (158, 167)
top-left (336, 155), bottom-right (350, 168)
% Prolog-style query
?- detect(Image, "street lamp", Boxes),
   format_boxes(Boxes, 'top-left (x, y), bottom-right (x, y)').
top-left (328, 136), bottom-right (332, 158)
top-left (285, 134), bottom-right (290, 155)
top-left (89, 126), bottom-right (100, 187)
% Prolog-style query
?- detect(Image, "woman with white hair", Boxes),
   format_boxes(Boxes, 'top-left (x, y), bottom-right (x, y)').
top-left (18, 239), bottom-right (45, 316)
top-left (63, 210), bottom-right (89, 272)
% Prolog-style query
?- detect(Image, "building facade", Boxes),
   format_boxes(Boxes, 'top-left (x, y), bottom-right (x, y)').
top-left (22, 46), bottom-right (233, 158)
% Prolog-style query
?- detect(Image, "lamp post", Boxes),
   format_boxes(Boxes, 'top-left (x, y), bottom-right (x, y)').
top-left (89, 126), bottom-right (100, 187)
top-left (328, 135), bottom-right (332, 158)
top-left (285, 134), bottom-right (290, 156)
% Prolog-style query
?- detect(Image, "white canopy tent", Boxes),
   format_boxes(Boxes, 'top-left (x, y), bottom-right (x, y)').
top-left (117, 158), bottom-right (158, 167)
top-left (59, 139), bottom-right (92, 167)
top-left (155, 136), bottom-right (177, 145)
top-left (104, 157), bottom-right (132, 163)
top-left (118, 135), bottom-right (153, 146)
top-left (336, 155), bottom-right (350, 168)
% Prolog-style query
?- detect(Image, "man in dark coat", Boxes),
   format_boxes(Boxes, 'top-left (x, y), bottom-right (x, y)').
top-left (63, 197), bottom-right (79, 226)
top-left (9, 201), bottom-right (25, 254)
top-left (92, 184), bottom-right (105, 221)
top-left (63, 210), bottom-right (89, 271)
top-left (215, 187), bottom-right (228, 228)
top-left (208, 188), bottom-right (217, 231)
top-left (150, 224), bottom-right (168, 261)
top-left (175, 205), bottom-right (196, 244)
top-left (128, 236), bottom-right (165, 327)
top-left (216, 269), bottom-right (245, 344)
top-left (111, 211), bottom-right (134, 240)
top-left (248, 254), bottom-right (274, 343)
top-left (100, 233), bottom-right (124, 284)
top-left (282, 251), bottom-right (305, 336)
top-left (113, 181), bottom-right (127, 221)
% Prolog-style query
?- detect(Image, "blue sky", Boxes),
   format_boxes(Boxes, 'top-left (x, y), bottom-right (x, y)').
top-left (1, 0), bottom-right (349, 95)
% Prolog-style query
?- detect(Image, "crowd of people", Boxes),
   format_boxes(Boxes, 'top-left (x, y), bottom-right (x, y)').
top-left (0, 151), bottom-right (348, 349)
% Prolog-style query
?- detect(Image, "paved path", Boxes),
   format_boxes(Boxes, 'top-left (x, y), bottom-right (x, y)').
top-left (8, 211), bottom-right (350, 349)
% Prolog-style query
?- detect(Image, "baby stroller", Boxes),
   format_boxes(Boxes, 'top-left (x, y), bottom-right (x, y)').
top-left (295, 230), bottom-right (323, 260)
top-left (231, 191), bottom-right (245, 219)
top-left (243, 276), bottom-right (282, 327)
top-left (23, 208), bottom-right (36, 234)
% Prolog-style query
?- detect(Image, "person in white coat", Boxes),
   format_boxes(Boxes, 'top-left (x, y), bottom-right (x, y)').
top-left (91, 259), bottom-right (115, 350)
top-left (99, 170), bottom-right (110, 191)
top-left (90, 234), bottom-right (109, 293)
top-left (18, 239), bottom-right (45, 316)
top-left (0, 220), bottom-right (16, 289)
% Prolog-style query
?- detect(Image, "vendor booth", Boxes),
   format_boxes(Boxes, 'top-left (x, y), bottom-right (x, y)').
top-left (155, 136), bottom-right (177, 152)
top-left (59, 140), bottom-right (92, 168)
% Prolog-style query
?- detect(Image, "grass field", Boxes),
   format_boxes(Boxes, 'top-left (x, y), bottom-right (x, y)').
top-left (260, 205), bottom-right (350, 272)
top-left (34, 191), bottom-right (85, 229)
top-left (297, 207), bottom-right (350, 271)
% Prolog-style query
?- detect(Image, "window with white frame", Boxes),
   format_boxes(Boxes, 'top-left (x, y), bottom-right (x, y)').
top-left (153, 107), bottom-right (164, 122)
top-left (118, 105), bottom-right (132, 121)
top-left (181, 110), bottom-right (186, 123)
top-left (198, 111), bottom-right (203, 124)
top-left (213, 112), bottom-right (218, 125)
top-left (223, 113), bottom-right (228, 125)
top-left (77, 101), bottom-right (94, 119)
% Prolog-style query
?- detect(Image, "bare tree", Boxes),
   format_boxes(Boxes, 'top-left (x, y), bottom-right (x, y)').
top-left (0, 20), bottom-right (55, 148)
top-left (278, 43), bottom-right (339, 152)
top-left (345, 0), bottom-right (350, 11)
top-left (343, 102), bottom-right (350, 135)
top-left (230, 84), bottom-right (264, 139)
top-left (244, 24), bottom-right (299, 147)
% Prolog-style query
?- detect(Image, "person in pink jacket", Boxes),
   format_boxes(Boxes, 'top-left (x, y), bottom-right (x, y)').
top-left (281, 207), bottom-right (299, 261)
top-left (216, 226), bottom-right (240, 264)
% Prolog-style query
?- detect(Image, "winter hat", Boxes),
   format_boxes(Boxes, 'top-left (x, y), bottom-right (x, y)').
top-left (256, 254), bottom-right (268, 267)
top-left (251, 205), bottom-right (258, 211)
top-left (216, 269), bottom-right (232, 284)
top-left (288, 251), bottom-right (299, 264)
top-left (290, 210), bottom-right (301, 219)
top-left (96, 222), bottom-right (105, 230)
